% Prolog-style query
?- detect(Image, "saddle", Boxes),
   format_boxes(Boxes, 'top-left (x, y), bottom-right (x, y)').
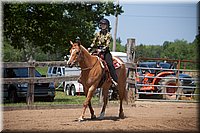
top-left (91, 48), bottom-right (121, 88)
top-left (91, 48), bottom-right (122, 70)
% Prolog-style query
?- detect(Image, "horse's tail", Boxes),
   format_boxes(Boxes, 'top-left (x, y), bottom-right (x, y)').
top-left (118, 63), bottom-right (129, 104)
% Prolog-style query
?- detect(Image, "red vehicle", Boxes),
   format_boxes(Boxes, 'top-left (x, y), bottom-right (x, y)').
top-left (136, 62), bottom-right (196, 100)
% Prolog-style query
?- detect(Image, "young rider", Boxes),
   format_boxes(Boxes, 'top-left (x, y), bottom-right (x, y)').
top-left (88, 18), bottom-right (118, 86)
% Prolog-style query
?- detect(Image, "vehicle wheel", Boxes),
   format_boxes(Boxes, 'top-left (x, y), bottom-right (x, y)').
top-left (70, 85), bottom-right (76, 96)
top-left (65, 84), bottom-right (70, 95)
top-left (160, 76), bottom-right (182, 100)
top-left (9, 89), bottom-right (18, 103)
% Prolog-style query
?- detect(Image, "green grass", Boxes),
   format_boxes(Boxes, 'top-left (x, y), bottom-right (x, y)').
top-left (36, 67), bottom-right (48, 76)
top-left (3, 91), bottom-right (100, 107)
top-left (192, 85), bottom-right (199, 101)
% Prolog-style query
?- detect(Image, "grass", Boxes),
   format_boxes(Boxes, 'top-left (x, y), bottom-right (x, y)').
top-left (36, 67), bottom-right (48, 76)
top-left (2, 67), bottom-right (100, 107)
top-left (3, 91), bottom-right (100, 107)
top-left (192, 85), bottom-right (199, 101)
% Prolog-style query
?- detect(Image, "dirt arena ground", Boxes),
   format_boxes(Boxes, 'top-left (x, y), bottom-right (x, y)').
top-left (2, 101), bottom-right (199, 132)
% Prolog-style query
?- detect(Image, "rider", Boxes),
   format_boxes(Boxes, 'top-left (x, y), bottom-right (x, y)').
top-left (89, 18), bottom-right (118, 86)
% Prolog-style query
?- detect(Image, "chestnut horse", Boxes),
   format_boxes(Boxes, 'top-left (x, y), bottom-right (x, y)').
top-left (67, 42), bottom-right (127, 121)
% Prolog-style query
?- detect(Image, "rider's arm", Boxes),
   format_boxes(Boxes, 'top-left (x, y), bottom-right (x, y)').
top-left (105, 32), bottom-right (111, 47)
top-left (90, 32), bottom-right (99, 48)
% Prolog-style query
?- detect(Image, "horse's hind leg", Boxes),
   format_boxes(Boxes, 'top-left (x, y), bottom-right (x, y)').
top-left (118, 85), bottom-right (125, 119)
top-left (99, 87), bottom-right (109, 119)
top-left (119, 99), bottom-right (124, 118)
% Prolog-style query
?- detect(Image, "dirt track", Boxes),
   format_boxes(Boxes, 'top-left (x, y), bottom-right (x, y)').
top-left (3, 101), bottom-right (199, 132)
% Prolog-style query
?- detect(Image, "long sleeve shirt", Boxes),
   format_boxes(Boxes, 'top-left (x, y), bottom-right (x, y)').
top-left (91, 32), bottom-right (111, 48)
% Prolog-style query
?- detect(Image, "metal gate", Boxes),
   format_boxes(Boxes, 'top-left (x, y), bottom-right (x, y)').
top-left (126, 58), bottom-right (199, 102)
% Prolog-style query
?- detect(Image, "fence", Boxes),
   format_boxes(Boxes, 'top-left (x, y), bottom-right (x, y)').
top-left (3, 60), bottom-right (79, 105)
top-left (126, 57), bottom-right (199, 102)
top-left (2, 58), bottom-right (199, 106)
top-left (3, 37), bottom-right (199, 104)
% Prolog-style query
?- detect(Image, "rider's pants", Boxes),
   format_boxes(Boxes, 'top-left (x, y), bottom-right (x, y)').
top-left (104, 51), bottom-right (118, 82)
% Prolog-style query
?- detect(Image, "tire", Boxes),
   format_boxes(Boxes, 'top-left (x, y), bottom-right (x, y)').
top-left (65, 84), bottom-right (70, 95)
top-left (160, 76), bottom-right (182, 100)
top-left (9, 89), bottom-right (18, 103)
top-left (70, 85), bottom-right (76, 96)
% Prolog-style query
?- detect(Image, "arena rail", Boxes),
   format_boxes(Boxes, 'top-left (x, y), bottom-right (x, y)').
top-left (126, 57), bottom-right (199, 102)
top-left (2, 61), bottom-right (79, 105)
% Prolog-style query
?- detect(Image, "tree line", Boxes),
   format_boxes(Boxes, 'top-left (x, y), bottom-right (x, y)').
top-left (3, 2), bottom-right (123, 61)
top-left (2, 2), bottom-right (199, 69)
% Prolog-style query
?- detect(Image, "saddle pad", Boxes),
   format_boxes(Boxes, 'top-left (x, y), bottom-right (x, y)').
top-left (112, 56), bottom-right (123, 69)
top-left (97, 56), bottom-right (123, 70)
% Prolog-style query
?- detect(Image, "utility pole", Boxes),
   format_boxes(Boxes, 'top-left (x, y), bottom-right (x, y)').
top-left (112, 0), bottom-right (119, 52)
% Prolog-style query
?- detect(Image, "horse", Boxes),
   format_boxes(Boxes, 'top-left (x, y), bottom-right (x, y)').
top-left (67, 41), bottom-right (127, 121)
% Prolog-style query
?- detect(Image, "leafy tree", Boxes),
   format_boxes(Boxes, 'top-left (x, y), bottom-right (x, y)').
top-left (110, 37), bottom-right (125, 52)
top-left (3, 38), bottom-right (23, 62)
top-left (135, 39), bottom-right (198, 69)
top-left (3, 2), bottom-right (123, 61)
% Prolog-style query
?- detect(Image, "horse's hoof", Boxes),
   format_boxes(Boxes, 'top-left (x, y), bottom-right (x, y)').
top-left (98, 112), bottom-right (105, 120)
top-left (78, 117), bottom-right (84, 122)
top-left (91, 114), bottom-right (96, 119)
top-left (98, 116), bottom-right (104, 120)
top-left (119, 112), bottom-right (125, 119)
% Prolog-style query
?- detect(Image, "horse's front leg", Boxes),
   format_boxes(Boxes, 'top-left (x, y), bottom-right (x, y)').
top-left (78, 85), bottom-right (96, 121)
top-left (88, 101), bottom-right (96, 119)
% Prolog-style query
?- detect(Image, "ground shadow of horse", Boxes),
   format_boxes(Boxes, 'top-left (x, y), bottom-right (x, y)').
top-left (74, 116), bottom-right (127, 122)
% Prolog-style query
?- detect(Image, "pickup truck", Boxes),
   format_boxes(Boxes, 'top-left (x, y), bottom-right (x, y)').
top-left (3, 68), bottom-right (55, 102)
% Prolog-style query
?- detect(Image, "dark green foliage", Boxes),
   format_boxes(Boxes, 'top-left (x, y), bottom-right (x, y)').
top-left (135, 38), bottom-right (198, 69)
top-left (3, 2), bottom-right (123, 61)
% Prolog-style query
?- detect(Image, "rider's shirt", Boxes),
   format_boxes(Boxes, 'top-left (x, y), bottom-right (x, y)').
top-left (92, 32), bottom-right (111, 47)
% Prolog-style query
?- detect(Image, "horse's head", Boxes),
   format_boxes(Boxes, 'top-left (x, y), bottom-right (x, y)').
top-left (67, 41), bottom-right (81, 68)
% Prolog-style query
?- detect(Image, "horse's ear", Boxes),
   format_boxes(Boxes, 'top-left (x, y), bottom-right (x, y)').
top-left (70, 41), bottom-right (73, 45)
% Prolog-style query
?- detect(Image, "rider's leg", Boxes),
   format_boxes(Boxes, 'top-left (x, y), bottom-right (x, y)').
top-left (104, 52), bottom-right (118, 86)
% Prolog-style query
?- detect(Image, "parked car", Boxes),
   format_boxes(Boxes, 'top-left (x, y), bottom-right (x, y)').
top-left (3, 68), bottom-right (55, 103)
top-left (136, 61), bottom-right (196, 99)
top-left (47, 66), bottom-right (84, 96)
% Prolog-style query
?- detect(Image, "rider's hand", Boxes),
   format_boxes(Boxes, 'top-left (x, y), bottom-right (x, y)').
top-left (102, 46), bottom-right (107, 51)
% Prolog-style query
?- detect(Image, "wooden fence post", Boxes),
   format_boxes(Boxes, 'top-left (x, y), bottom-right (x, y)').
top-left (127, 38), bottom-right (135, 63)
top-left (26, 60), bottom-right (35, 106)
top-left (126, 38), bottom-right (137, 103)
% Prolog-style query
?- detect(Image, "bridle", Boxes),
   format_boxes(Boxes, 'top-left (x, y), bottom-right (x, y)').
top-left (70, 46), bottom-right (98, 71)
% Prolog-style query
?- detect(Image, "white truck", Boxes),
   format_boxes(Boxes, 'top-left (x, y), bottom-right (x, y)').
top-left (47, 66), bottom-right (84, 96)
top-left (46, 52), bottom-right (127, 97)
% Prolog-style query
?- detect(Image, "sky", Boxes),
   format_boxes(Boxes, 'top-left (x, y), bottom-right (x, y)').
top-left (106, 1), bottom-right (198, 45)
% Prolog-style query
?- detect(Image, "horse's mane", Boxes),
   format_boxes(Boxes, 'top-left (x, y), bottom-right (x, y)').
top-left (80, 45), bottom-right (91, 56)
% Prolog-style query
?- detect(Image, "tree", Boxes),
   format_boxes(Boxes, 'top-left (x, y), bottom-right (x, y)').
top-left (3, 38), bottom-right (23, 62)
top-left (3, 2), bottom-right (124, 61)
top-left (135, 39), bottom-right (198, 69)
top-left (110, 37), bottom-right (125, 52)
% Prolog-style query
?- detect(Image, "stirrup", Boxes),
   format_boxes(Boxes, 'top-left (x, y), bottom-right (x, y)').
top-left (111, 78), bottom-right (118, 87)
